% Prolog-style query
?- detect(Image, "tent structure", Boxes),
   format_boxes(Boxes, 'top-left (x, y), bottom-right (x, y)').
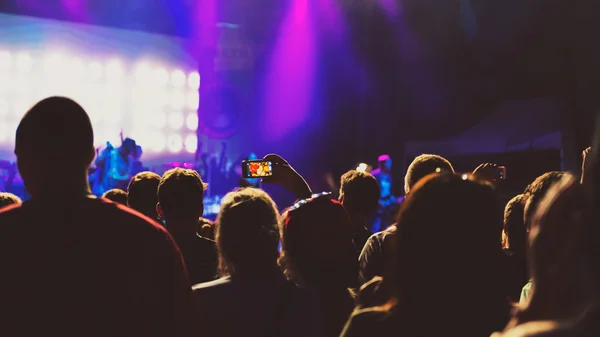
top-left (403, 97), bottom-right (563, 161)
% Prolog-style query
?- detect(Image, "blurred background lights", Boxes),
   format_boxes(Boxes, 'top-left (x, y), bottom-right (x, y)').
top-left (155, 67), bottom-right (169, 86)
top-left (186, 91), bottom-right (199, 110)
top-left (89, 61), bottom-right (103, 81)
top-left (186, 113), bottom-right (198, 131)
top-left (105, 59), bottom-right (123, 80)
top-left (171, 91), bottom-right (185, 109)
top-left (0, 51), bottom-right (11, 70)
top-left (167, 134), bottom-right (183, 153)
top-left (135, 62), bottom-right (152, 84)
top-left (171, 69), bottom-right (185, 87)
top-left (168, 112), bottom-right (184, 130)
top-left (15, 52), bottom-right (32, 72)
top-left (185, 134), bottom-right (197, 153)
top-left (187, 71), bottom-right (200, 89)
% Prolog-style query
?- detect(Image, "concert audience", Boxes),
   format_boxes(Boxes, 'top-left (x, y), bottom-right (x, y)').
top-left (338, 170), bottom-right (380, 253)
top-left (358, 153), bottom-right (455, 286)
top-left (127, 171), bottom-right (161, 221)
top-left (342, 173), bottom-right (510, 337)
top-left (502, 194), bottom-right (529, 302)
top-left (193, 188), bottom-right (324, 337)
top-left (0, 96), bottom-right (197, 337)
top-left (101, 188), bottom-right (128, 205)
top-left (0, 192), bottom-right (21, 208)
top-left (157, 168), bottom-right (218, 285)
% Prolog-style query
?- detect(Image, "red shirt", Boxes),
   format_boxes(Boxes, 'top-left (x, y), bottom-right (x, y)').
top-left (0, 196), bottom-right (198, 337)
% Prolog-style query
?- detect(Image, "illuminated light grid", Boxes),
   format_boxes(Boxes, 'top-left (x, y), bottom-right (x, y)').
top-left (171, 69), bottom-right (185, 87)
top-left (188, 71), bottom-right (200, 89)
top-left (185, 134), bottom-right (197, 153)
top-left (0, 51), bottom-right (11, 70)
top-left (0, 48), bottom-right (197, 162)
top-left (186, 113), bottom-right (198, 131)
top-left (167, 134), bottom-right (183, 153)
top-left (186, 91), bottom-right (199, 110)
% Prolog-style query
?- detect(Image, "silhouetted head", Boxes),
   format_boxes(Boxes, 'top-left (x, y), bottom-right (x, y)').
top-left (404, 154), bottom-right (454, 194)
top-left (102, 189), bottom-right (128, 205)
top-left (524, 171), bottom-right (564, 229)
top-left (127, 171), bottom-right (161, 219)
top-left (157, 168), bottom-right (207, 227)
top-left (0, 192), bottom-right (22, 208)
top-left (390, 173), bottom-right (505, 330)
top-left (280, 195), bottom-right (358, 289)
top-left (216, 188), bottom-right (279, 278)
top-left (378, 154), bottom-right (392, 172)
top-left (15, 97), bottom-right (95, 197)
top-left (503, 194), bottom-right (527, 254)
top-left (121, 138), bottom-right (137, 156)
top-left (339, 170), bottom-right (380, 219)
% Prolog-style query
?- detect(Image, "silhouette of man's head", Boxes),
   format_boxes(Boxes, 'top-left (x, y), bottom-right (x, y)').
top-left (216, 188), bottom-right (279, 277)
top-left (0, 192), bottom-right (22, 208)
top-left (157, 168), bottom-right (207, 224)
top-left (503, 194), bottom-right (527, 253)
top-left (378, 154), bottom-right (392, 172)
top-left (404, 154), bottom-right (454, 194)
top-left (128, 171), bottom-right (161, 219)
top-left (339, 170), bottom-right (380, 218)
top-left (280, 196), bottom-right (357, 289)
top-left (523, 171), bottom-right (564, 230)
top-left (102, 189), bottom-right (128, 205)
top-left (15, 97), bottom-right (95, 196)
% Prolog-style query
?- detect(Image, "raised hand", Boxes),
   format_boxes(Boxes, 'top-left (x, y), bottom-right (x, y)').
top-left (261, 154), bottom-right (312, 200)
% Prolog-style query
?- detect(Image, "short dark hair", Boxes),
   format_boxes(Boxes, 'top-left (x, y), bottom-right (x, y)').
top-left (404, 154), bottom-right (454, 194)
top-left (340, 170), bottom-right (380, 215)
top-left (157, 168), bottom-right (207, 221)
top-left (0, 192), bottom-right (22, 208)
top-left (15, 96), bottom-right (94, 166)
top-left (524, 171), bottom-right (564, 229)
top-left (102, 189), bottom-right (128, 205)
top-left (503, 194), bottom-right (527, 252)
top-left (216, 188), bottom-right (279, 277)
top-left (127, 171), bottom-right (161, 218)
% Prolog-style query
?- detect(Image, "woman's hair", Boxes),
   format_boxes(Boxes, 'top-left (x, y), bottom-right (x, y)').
top-left (279, 196), bottom-right (358, 289)
top-left (386, 173), bottom-right (507, 332)
top-left (216, 188), bottom-right (280, 277)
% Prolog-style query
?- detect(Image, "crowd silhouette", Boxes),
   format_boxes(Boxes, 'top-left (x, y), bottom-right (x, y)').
top-left (0, 95), bottom-right (598, 337)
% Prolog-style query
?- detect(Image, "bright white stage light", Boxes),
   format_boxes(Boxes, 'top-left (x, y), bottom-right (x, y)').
top-left (0, 51), bottom-right (12, 70)
top-left (168, 112), bottom-right (184, 130)
top-left (150, 132), bottom-right (167, 152)
top-left (44, 52), bottom-right (66, 74)
top-left (105, 59), bottom-right (124, 81)
top-left (89, 62), bottom-right (103, 81)
top-left (171, 69), bottom-right (185, 87)
top-left (13, 101), bottom-right (29, 118)
top-left (135, 62), bottom-right (152, 84)
top-left (150, 110), bottom-right (167, 128)
top-left (14, 76), bottom-right (29, 94)
top-left (167, 134), bottom-right (183, 153)
top-left (186, 91), bottom-right (199, 110)
top-left (188, 71), bottom-right (200, 89)
top-left (0, 97), bottom-right (8, 116)
top-left (0, 124), bottom-right (7, 142)
top-left (171, 91), bottom-right (185, 109)
top-left (70, 57), bottom-right (85, 77)
top-left (185, 134), bottom-right (197, 153)
top-left (15, 52), bottom-right (32, 73)
top-left (186, 113), bottom-right (198, 131)
top-left (356, 163), bottom-right (368, 172)
top-left (155, 67), bottom-right (169, 87)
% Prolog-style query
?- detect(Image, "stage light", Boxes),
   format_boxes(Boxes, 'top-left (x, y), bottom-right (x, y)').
top-left (167, 134), bottom-right (183, 153)
top-left (15, 52), bottom-right (32, 73)
top-left (0, 97), bottom-right (8, 116)
top-left (150, 110), bottom-right (167, 128)
top-left (135, 62), bottom-right (152, 84)
top-left (462, 174), bottom-right (468, 180)
top-left (356, 163), bottom-right (368, 172)
top-left (155, 67), bottom-right (169, 87)
top-left (70, 57), bottom-right (85, 77)
top-left (171, 91), bottom-right (185, 109)
top-left (186, 113), bottom-right (198, 131)
top-left (105, 59), bottom-right (123, 81)
top-left (0, 124), bottom-right (7, 142)
top-left (185, 134), bottom-right (197, 153)
top-left (187, 91), bottom-right (199, 110)
top-left (44, 52), bottom-right (65, 74)
top-left (171, 69), bottom-right (185, 87)
top-left (0, 51), bottom-right (12, 70)
top-left (188, 71), bottom-right (200, 89)
top-left (150, 133), bottom-right (167, 152)
top-left (14, 76), bottom-right (29, 94)
top-left (13, 101), bottom-right (29, 118)
top-left (168, 112), bottom-right (184, 130)
top-left (89, 61), bottom-right (103, 81)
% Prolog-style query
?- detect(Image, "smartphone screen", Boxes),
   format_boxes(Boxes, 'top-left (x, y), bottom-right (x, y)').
top-left (242, 160), bottom-right (273, 178)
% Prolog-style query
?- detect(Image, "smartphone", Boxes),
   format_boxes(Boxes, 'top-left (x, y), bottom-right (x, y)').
top-left (497, 166), bottom-right (507, 180)
top-left (242, 160), bottom-right (273, 178)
